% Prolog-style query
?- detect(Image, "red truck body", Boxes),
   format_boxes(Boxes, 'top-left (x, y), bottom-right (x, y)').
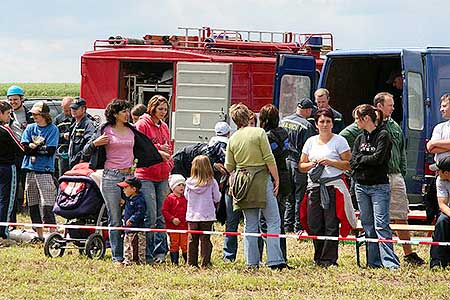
top-left (80, 27), bottom-right (333, 148)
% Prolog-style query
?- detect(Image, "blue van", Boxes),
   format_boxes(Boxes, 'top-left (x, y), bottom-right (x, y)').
top-left (273, 48), bottom-right (450, 207)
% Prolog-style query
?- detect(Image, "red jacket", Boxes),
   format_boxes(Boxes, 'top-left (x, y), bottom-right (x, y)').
top-left (300, 179), bottom-right (356, 238)
top-left (134, 114), bottom-right (173, 181)
top-left (162, 193), bottom-right (188, 230)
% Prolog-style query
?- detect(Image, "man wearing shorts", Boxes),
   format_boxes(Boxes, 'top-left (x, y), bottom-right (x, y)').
top-left (375, 92), bottom-right (425, 265)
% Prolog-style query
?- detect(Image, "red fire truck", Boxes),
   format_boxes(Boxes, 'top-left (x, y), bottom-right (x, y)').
top-left (80, 26), bottom-right (333, 149)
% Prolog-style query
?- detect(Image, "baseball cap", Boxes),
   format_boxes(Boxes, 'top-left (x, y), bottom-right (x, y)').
top-left (214, 121), bottom-right (231, 136)
top-left (386, 71), bottom-right (402, 84)
top-left (70, 98), bottom-right (87, 109)
top-left (429, 156), bottom-right (450, 172)
top-left (117, 176), bottom-right (142, 189)
top-left (297, 98), bottom-right (314, 109)
top-left (30, 101), bottom-right (50, 114)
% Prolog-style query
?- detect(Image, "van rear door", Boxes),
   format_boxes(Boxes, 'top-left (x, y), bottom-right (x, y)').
top-left (401, 49), bottom-right (426, 204)
top-left (273, 54), bottom-right (316, 119)
top-left (173, 62), bottom-right (232, 151)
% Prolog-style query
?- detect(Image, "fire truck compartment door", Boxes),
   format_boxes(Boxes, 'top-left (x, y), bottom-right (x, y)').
top-left (273, 54), bottom-right (316, 119)
top-left (173, 62), bottom-right (232, 151)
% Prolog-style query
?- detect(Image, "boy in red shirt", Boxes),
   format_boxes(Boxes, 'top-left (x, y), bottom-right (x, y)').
top-left (162, 174), bottom-right (188, 264)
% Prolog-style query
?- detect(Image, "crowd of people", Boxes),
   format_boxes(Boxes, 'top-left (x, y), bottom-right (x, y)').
top-left (2, 83), bottom-right (450, 270)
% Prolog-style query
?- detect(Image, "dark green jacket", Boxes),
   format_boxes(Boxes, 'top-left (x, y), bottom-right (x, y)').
top-left (339, 123), bottom-right (361, 150)
top-left (384, 118), bottom-right (407, 176)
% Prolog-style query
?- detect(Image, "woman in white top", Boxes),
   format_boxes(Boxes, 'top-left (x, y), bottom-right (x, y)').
top-left (299, 108), bottom-right (351, 267)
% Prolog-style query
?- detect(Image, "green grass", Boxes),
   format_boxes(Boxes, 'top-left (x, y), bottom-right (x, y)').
top-left (0, 83), bottom-right (80, 98)
top-left (0, 217), bottom-right (447, 300)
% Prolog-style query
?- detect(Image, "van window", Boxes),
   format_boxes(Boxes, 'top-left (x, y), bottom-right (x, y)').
top-left (279, 74), bottom-right (311, 118)
top-left (407, 72), bottom-right (424, 130)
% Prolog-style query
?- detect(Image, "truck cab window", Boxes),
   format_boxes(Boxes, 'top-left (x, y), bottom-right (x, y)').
top-left (407, 72), bottom-right (424, 130)
top-left (279, 74), bottom-right (311, 118)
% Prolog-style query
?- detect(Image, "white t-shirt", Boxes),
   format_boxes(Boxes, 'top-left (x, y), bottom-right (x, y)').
top-left (436, 177), bottom-right (450, 200)
top-left (431, 120), bottom-right (450, 162)
top-left (302, 134), bottom-right (350, 180)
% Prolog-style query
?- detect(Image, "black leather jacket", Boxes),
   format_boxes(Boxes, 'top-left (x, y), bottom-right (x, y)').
top-left (83, 122), bottom-right (162, 170)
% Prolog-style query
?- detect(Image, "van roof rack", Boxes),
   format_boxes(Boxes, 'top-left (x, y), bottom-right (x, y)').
top-left (93, 26), bottom-right (333, 57)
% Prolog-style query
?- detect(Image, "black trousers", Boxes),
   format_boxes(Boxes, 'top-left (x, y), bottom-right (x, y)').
top-left (430, 212), bottom-right (450, 267)
top-left (284, 160), bottom-right (307, 232)
top-left (307, 186), bottom-right (339, 266)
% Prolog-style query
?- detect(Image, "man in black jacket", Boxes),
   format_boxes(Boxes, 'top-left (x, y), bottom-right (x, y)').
top-left (280, 98), bottom-right (315, 233)
top-left (6, 86), bottom-right (33, 220)
top-left (54, 97), bottom-right (74, 176)
top-left (314, 88), bottom-right (345, 134)
top-left (67, 98), bottom-right (96, 169)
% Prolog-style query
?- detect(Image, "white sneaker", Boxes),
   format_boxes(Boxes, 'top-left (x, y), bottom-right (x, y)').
top-left (154, 254), bottom-right (166, 263)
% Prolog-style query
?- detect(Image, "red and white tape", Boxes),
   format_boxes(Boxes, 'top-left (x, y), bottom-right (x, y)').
top-left (0, 221), bottom-right (446, 247)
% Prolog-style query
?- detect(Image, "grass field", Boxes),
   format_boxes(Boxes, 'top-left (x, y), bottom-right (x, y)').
top-left (0, 83), bottom-right (80, 98)
top-left (0, 218), bottom-right (448, 300)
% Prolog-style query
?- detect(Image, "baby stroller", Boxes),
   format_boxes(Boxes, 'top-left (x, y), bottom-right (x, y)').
top-left (44, 165), bottom-right (108, 259)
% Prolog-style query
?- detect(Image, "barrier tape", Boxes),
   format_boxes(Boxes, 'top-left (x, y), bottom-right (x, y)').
top-left (0, 221), bottom-right (446, 246)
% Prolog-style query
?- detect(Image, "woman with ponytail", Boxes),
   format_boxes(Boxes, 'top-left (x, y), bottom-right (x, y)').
top-left (350, 104), bottom-right (400, 269)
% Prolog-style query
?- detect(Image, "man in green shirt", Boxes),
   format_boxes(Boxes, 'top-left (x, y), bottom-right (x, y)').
top-left (374, 92), bottom-right (425, 266)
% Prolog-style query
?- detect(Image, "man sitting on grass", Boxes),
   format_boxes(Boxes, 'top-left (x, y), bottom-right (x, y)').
top-left (429, 156), bottom-right (450, 269)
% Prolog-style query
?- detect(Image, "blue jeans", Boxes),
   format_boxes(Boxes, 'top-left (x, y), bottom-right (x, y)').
top-left (222, 192), bottom-right (242, 261)
top-left (259, 194), bottom-right (287, 262)
top-left (242, 178), bottom-right (285, 267)
top-left (101, 169), bottom-right (127, 262)
top-left (140, 179), bottom-right (169, 261)
top-left (355, 183), bottom-right (400, 269)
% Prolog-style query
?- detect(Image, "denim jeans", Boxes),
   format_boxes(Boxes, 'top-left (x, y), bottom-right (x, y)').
top-left (222, 192), bottom-right (243, 261)
top-left (101, 169), bottom-right (127, 262)
top-left (259, 194), bottom-right (287, 262)
top-left (242, 178), bottom-right (285, 267)
top-left (355, 183), bottom-right (400, 269)
top-left (284, 160), bottom-right (307, 232)
top-left (140, 179), bottom-right (169, 262)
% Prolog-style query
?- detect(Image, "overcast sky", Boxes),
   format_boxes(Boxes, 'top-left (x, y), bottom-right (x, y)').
top-left (1, 0), bottom-right (448, 82)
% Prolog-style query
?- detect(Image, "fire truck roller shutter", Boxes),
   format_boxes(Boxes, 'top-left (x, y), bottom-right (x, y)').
top-left (172, 62), bottom-right (232, 152)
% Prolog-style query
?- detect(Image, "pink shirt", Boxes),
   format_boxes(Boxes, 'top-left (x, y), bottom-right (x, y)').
top-left (104, 125), bottom-right (135, 170)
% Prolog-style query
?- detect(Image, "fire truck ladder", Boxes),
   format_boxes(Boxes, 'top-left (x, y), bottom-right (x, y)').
top-left (93, 26), bottom-right (333, 56)
top-left (177, 26), bottom-right (334, 55)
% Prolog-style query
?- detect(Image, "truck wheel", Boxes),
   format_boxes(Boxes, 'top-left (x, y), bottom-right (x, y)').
top-left (85, 234), bottom-right (106, 259)
top-left (44, 233), bottom-right (65, 258)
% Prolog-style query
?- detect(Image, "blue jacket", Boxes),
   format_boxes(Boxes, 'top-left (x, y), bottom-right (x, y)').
top-left (123, 191), bottom-right (146, 228)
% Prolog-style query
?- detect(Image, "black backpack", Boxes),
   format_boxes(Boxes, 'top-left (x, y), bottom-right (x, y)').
top-left (267, 128), bottom-right (292, 197)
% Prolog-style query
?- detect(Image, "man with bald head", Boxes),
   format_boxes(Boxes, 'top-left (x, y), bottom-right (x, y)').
top-left (54, 97), bottom-right (74, 175)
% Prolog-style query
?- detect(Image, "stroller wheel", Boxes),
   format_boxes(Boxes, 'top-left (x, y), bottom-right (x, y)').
top-left (85, 233), bottom-right (106, 260)
top-left (44, 233), bottom-right (66, 258)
